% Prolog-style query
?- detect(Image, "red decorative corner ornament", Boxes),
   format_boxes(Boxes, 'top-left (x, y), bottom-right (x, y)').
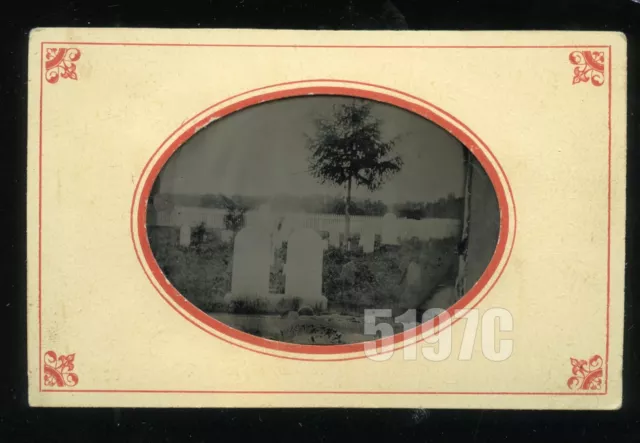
top-left (569, 51), bottom-right (605, 87)
top-left (567, 354), bottom-right (604, 391)
top-left (45, 48), bottom-right (82, 84)
top-left (43, 350), bottom-right (79, 387)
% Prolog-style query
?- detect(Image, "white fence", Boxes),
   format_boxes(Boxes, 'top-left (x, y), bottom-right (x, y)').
top-left (151, 206), bottom-right (461, 240)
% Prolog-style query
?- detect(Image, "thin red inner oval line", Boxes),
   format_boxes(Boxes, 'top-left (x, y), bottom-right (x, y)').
top-left (132, 81), bottom-right (516, 358)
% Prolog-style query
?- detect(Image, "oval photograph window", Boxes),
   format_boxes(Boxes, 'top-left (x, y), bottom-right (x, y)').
top-left (144, 94), bottom-right (501, 347)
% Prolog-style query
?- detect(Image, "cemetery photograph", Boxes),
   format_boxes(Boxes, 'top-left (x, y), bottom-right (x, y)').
top-left (145, 96), bottom-right (500, 345)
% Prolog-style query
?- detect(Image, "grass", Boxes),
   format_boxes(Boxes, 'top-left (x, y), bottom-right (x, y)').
top-left (148, 226), bottom-right (459, 316)
top-left (227, 298), bottom-right (271, 315)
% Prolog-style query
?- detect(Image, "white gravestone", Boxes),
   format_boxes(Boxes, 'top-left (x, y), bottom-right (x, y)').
top-left (381, 213), bottom-right (399, 245)
top-left (283, 228), bottom-right (327, 310)
top-left (360, 223), bottom-right (376, 253)
top-left (220, 229), bottom-right (234, 243)
top-left (328, 229), bottom-right (341, 247)
top-left (231, 227), bottom-right (271, 298)
top-left (179, 225), bottom-right (191, 247)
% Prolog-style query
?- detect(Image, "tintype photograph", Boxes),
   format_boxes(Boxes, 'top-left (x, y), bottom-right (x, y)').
top-left (146, 96), bottom-right (500, 345)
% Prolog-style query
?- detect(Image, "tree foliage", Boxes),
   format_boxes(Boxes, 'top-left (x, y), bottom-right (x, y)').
top-left (222, 196), bottom-right (247, 232)
top-left (393, 193), bottom-right (463, 220)
top-left (306, 100), bottom-right (403, 191)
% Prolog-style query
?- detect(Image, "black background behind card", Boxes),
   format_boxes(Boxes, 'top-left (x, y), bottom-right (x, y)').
top-left (2, 0), bottom-right (639, 441)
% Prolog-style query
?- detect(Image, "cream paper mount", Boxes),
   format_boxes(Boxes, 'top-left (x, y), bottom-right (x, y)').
top-left (27, 29), bottom-right (627, 409)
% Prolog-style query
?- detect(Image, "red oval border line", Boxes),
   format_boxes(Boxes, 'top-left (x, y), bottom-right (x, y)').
top-left (131, 79), bottom-right (516, 360)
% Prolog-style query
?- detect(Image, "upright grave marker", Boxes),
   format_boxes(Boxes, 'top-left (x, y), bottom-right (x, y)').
top-left (179, 225), bottom-right (191, 247)
top-left (284, 228), bottom-right (327, 309)
top-left (231, 227), bottom-right (271, 298)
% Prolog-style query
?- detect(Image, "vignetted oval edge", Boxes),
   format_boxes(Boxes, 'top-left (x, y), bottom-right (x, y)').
top-left (130, 79), bottom-right (517, 361)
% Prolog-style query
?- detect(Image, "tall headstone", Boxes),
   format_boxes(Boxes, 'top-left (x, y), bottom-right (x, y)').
top-left (360, 223), bottom-right (375, 253)
top-left (284, 228), bottom-right (327, 309)
top-left (231, 227), bottom-right (271, 298)
top-left (381, 213), bottom-right (399, 245)
top-left (179, 225), bottom-right (191, 247)
top-left (328, 229), bottom-right (341, 247)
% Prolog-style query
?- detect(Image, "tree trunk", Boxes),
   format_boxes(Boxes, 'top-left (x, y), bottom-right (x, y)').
top-left (455, 145), bottom-right (473, 298)
top-left (345, 176), bottom-right (352, 251)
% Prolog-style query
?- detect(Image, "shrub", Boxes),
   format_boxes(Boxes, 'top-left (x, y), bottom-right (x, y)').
top-left (197, 296), bottom-right (227, 313)
top-left (192, 222), bottom-right (207, 246)
top-left (275, 296), bottom-right (302, 314)
top-left (148, 225), bottom-right (233, 310)
top-left (228, 298), bottom-right (270, 315)
top-left (223, 199), bottom-right (247, 232)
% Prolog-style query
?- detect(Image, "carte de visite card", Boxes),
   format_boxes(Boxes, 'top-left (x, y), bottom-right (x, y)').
top-left (27, 28), bottom-right (627, 409)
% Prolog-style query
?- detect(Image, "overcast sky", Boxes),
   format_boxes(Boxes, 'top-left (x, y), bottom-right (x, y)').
top-left (157, 95), bottom-right (466, 205)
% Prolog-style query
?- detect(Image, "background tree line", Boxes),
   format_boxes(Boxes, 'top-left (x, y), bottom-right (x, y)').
top-left (153, 192), bottom-right (463, 219)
